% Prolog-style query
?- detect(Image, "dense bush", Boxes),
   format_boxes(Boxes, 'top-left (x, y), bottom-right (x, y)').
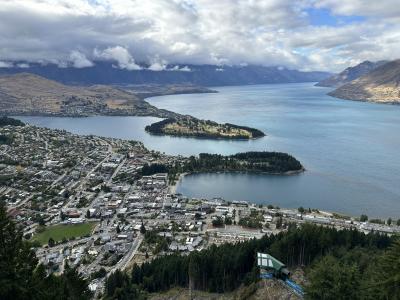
top-left (141, 163), bottom-right (169, 176)
top-left (0, 116), bottom-right (25, 127)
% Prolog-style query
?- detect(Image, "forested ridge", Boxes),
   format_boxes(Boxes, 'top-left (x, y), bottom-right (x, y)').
top-left (144, 118), bottom-right (174, 134)
top-left (105, 224), bottom-right (399, 299)
top-left (182, 152), bottom-right (304, 174)
top-left (141, 151), bottom-right (304, 179)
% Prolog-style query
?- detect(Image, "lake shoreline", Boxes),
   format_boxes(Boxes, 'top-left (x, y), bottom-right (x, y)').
top-left (168, 167), bottom-right (306, 194)
top-left (14, 82), bottom-right (400, 218)
top-left (146, 131), bottom-right (266, 140)
top-left (169, 172), bottom-right (188, 194)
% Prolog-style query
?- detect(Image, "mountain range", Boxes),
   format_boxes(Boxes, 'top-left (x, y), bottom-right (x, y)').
top-left (0, 62), bottom-right (330, 86)
top-left (3, 60), bottom-right (399, 108)
top-left (316, 60), bottom-right (387, 87)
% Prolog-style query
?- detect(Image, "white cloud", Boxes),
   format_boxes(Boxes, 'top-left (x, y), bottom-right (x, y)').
top-left (69, 50), bottom-right (93, 68)
top-left (148, 62), bottom-right (166, 71)
top-left (170, 65), bottom-right (191, 72)
top-left (16, 63), bottom-right (29, 68)
top-left (0, 0), bottom-right (398, 71)
top-left (0, 61), bottom-right (13, 68)
top-left (94, 46), bottom-right (142, 70)
top-left (148, 56), bottom-right (168, 71)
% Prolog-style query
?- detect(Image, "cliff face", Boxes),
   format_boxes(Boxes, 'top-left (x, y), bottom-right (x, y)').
top-left (316, 60), bottom-right (387, 87)
top-left (328, 60), bottom-right (400, 104)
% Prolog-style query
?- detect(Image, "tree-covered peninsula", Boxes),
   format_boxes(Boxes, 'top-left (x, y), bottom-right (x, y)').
top-left (145, 117), bottom-right (265, 140)
top-left (0, 116), bottom-right (25, 127)
top-left (141, 151), bottom-right (304, 180)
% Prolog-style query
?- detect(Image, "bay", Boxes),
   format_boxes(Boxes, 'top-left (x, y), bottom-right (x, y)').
top-left (17, 83), bottom-right (400, 218)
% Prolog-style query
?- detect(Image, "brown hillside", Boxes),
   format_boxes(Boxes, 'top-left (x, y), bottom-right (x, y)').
top-left (0, 73), bottom-right (174, 116)
top-left (328, 60), bottom-right (400, 103)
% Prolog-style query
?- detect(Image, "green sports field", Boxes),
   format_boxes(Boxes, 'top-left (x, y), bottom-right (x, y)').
top-left (33, 222), bottom-right (98, 245)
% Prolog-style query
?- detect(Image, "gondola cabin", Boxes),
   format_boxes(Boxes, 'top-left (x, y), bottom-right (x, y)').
top-left (257, 252), bottom-right (290, 280)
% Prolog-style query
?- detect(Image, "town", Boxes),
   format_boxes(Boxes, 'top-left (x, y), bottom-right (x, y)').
top-left (1, 122), bottom-right (400, 296)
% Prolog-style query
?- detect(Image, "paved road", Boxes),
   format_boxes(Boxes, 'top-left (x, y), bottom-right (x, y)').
top-left (107, 158), bottom-right (127, 185)
top-left (63, 144), bottom-right (112, 210)
top-left (108, 235), bottom-right (144, 276)
top-left (121, 235), bottom-right (143, 271)
top-left (8, 193), bottom-right (35, 212)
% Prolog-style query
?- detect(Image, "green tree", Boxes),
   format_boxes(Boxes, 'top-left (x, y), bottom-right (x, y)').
top-left (306, 255), bottom-right (360, 300)
top-left (0, 201), bottom-right (90, 300)
top-left (276, 216), bottom-right (283, 229)
top-left (0, 201), bottom-right (39, 299)
top-left (48, 237), bottom-right (55, 247)
top-left (38, 216), bottom-right (45, 226)
top-left (105, 269), bottom-right (145, 300)
top-left (224, 217), bottom-right (232, 225)
top-left (140, 222), bottom-right (146, 234)
top-left (367, 240), bottom-right (400, 299)
top-left (60, 263), bottom-right (91, 299)
top-left (60, 211), bottom-right (66, 221)
top-left (212, 216), bottom-right (224, 227)
top-left (91, 267), bottom-right (107, 279)
top-left (360, 214), bottom-right (368, 222)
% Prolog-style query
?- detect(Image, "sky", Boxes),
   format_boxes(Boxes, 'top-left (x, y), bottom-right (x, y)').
top-left (0, 0), bottom-right (399, 72)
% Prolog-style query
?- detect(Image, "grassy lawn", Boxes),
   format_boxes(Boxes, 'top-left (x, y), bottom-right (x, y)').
top-left (33, 222), bottom-right (98, 245)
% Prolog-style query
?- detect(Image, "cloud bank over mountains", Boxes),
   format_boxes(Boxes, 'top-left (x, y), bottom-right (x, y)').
top-left (0, 0), bottom-right (399, 72)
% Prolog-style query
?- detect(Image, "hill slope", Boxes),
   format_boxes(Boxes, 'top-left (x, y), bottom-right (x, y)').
top-left (149, 280), bottom-right (302, 300)
top-left (316, 60), bottom-right (387, 87)
top-left (328, 60), bottom-right (400, 103)
top-left (0, 73), bottom-right (265, 140)
top-left (0, 62), bottom-right (330, 86)
top-left (0, 73), bottom-right (179, 117)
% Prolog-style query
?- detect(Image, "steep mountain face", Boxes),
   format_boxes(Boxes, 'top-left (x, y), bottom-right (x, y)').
top-left (0, 62), bottom-right (330, 86)
top-left (0, 73), bottom-right (177, 117)
top-left (316, 60), bottom-right (387, 87)
top-left (328, 60), bottom-right (400, 103)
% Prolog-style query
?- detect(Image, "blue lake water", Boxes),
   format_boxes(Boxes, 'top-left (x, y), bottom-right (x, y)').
top-left (17, 83), bottom-right (400, 218)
